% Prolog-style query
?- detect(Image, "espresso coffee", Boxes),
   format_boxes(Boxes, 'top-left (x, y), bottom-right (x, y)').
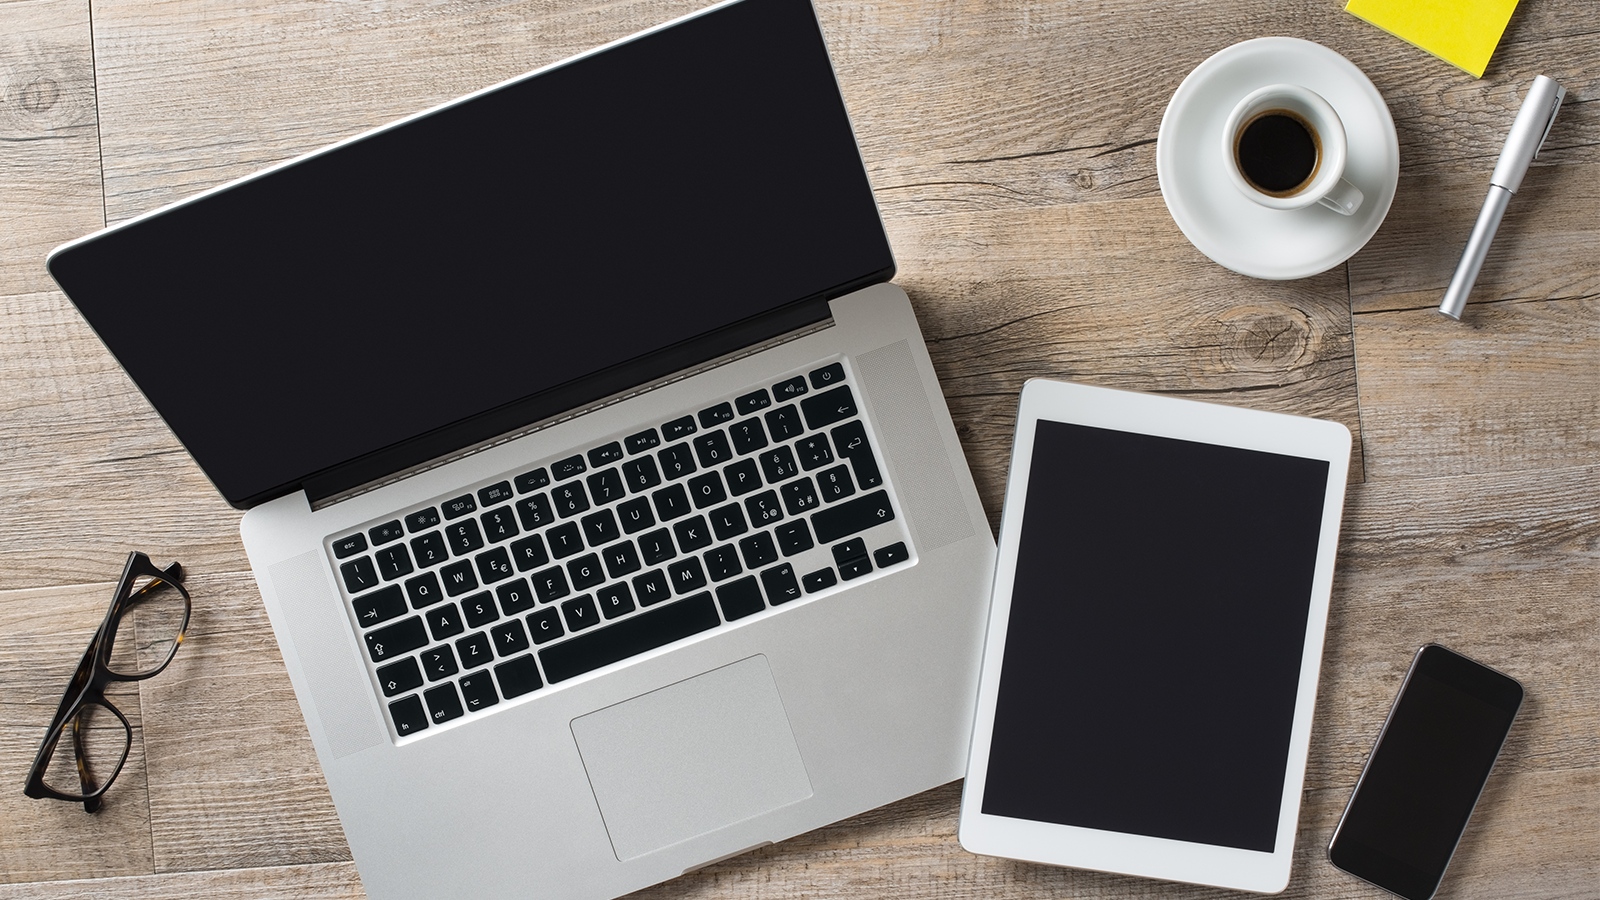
top-left (1235, 110), bottom-right (1320, 196)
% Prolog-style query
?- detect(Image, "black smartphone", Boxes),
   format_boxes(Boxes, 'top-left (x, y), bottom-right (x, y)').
top-left (1328, 644), bottom-right (1524, 900)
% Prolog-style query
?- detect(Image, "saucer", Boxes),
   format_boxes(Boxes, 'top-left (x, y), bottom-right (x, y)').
top-left (1157, 37), bottom-right (1399, 280)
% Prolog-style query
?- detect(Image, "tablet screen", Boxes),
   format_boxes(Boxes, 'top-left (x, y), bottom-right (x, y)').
top-left (980, 419), bottom-right (1330, 853)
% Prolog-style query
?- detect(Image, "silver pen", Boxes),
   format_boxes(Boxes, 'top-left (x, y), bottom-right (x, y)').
top-left (1440, 75), bottom-right (1566, 320)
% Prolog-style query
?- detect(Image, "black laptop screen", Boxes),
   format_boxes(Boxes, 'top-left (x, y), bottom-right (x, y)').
top-left (47, 0), bottom-right (892, 508)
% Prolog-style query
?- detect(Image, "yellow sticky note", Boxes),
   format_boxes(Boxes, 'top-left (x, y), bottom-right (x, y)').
top-left (1345, 0), bottom-right (1520, 78)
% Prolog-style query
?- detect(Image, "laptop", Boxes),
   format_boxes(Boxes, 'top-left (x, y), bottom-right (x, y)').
top-left (44, 0), bottom-right (995, 897)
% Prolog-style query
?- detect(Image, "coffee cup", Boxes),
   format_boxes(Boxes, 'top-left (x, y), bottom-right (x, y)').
top-left (1221, 83), bottom-right (1363, 216)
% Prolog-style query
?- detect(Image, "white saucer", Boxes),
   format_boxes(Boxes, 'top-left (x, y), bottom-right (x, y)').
top-left (1157, 37), bottom-right (1399, 280)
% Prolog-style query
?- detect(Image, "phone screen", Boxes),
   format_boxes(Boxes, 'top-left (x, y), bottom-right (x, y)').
top-left (1328, 644), bottom-right (1522, 900)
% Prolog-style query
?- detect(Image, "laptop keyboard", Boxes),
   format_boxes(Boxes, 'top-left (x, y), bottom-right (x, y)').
top-left (328, 359), bottom-right (914, 739)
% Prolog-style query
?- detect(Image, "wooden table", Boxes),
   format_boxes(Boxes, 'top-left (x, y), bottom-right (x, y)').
top-left (2, 0), bottom-right (1595, 897)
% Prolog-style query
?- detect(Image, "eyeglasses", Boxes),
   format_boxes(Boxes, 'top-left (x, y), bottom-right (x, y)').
top-left (23, 551), bottom-right (191, 813)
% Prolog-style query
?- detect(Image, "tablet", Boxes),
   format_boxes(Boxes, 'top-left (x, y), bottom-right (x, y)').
top-left (959, 379), bottom-right (1352, 894)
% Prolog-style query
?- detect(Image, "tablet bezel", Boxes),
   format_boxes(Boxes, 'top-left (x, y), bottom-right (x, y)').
top-left (958, 378), bottom-right (1352, 894)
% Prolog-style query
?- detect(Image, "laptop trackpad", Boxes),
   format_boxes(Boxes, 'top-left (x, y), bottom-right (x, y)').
top-left (571, 655), bottom-right (813, 862)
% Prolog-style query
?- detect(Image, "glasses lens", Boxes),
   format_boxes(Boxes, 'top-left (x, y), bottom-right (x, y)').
top-left (40, 701), bottom-right (131, 798)
top-left (107, 575), bottom-right (189, 678)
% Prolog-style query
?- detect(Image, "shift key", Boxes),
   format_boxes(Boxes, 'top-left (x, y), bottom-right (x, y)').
top-left (811, 490), bottom-right (895, 544)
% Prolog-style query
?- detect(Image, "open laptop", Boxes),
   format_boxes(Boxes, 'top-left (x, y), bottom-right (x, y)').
top-left (45, 0), bottom-right (995, 897)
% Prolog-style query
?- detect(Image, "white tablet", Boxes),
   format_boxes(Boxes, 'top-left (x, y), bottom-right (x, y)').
top-left (959, 379), bottom-right (1352, 894)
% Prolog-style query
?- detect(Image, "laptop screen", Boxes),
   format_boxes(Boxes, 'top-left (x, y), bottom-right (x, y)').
top-left (47, 0), bottom-right (893, 508)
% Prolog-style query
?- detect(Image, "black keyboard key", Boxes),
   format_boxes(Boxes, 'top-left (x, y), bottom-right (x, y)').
top-left (839, 556), bottom-right (873, 581)
top-left (442, 495), bottom-right (477, 520)
top-left (658, 443), bottom-right (697, 480)
top-left (773, 375), bottom-right (808, 400)
top-left (833, 538), bottom-right (869, 564)
top-left (668, 557), bottom-right (707, 594)
top-left (597, 583), bottom-right (635, 619)
top-left (849, 450), bottom-right (883, 491)
top-left (491, 619), bottom-right (530, 656)
top-left (421, 643), bottom-right (460, 680)
top-left (340, 557), bottom-right (379, 594)
top-left (745, 490), bottom-right (784, 527)
top-left (817, 464), bottom-right (856, 502)
top-left (552, 454), bottom-right (586, 480)
top-left (458, 670), bottom-right (499, 711)
top-left (673, 515), bottom-right (712, 553)
top-left (375, 544), bottom-right (414, 581)
top-left (781, 478), bottom-right (820, 515)
top-left (353, 584), bottom-right (407, 628)
top-left (456, 631), bottom-right (494, 669)
top-left (739, 532), bottom-right (778, 570)
top-left (588, 442), bottom-right (624, 467)
top-left (811, 490), bottom-right (895, 544)
top-left (476, 546), bottom-right (514, 584)
top-left (638, 528), bottom-right (676, 565)
top-left (365, 616), bottom-right (428, 663)
top-left (764, 404), bottom-right (805, 441)
top-left (406, 508), bottom-right (443, 533)
top-left (801, 384), bottom-right (857, 430)
top-left (761, 563), bottom-right (802, 605)
top-left (716, 576), bottom-right (765, 621)
top-left (728, 418), bottom-right (768, 456)
top-left (539, 593), bottom-right (721, 684)
top-left (478, 481), bottom-right (515, 508)
top-left (410, 531), bottom-right (450, 567)
top-left (561, 594), bottom-right (601, 632)
top-left (405, 571), bottom-right (445, 609)
top-left (795, 435), bottom-right (834, 471)
top-left (581, 509), bottom-right (620, 546)
top-left (698, 402), bottom-right (735, 427)
top-left (776, 520), bottom-right (814, 556)
top-left (389, 695), bottom-right (429, 736)
top-left (617, 497), bottom-right (655, 534)
top-left (496, 577), bottom-right (537, 615)
top-left (424, 683), bottom-right (464, 724)
top-left (831, 420), bottom-right (869, 457)
top-left (369, 520), bottom-right (405, 545)
top-left (735, 389), bottom-right (772, 416)
top-left (633, 569), bottom-right (671, 607)
top-left (709, 503), bottom-right (748, 541)
top-left (480, 506), bottom-right (520, 544)
top-left (693, 431), bottom-right (734, 468)
top-left (333, 533), bottom-right (367, 558)
top-left (515, 493), bottom-right (555, 531)
top-left (622, 457), bottom-right (662, 493)
top-left (376, 657), bottom-right (423, 697)
top-left (527, 607), bottom-right (564, 644)
top-left (874, 542), bottom-right (910, 568)
top-left (652, 483), bottom-right (692, 521)
top-left (602, 540), bottom-right (642, 579)
top-left (662, 415), bottom-right (697, 440)
top-left (625, 428), bottom-right (660, 454)
top-left (461, 591), bottom-right (499, 628)
top-left (567, 554), bottom-right (605, 591)
top-left (802, 568), bottom-right (837, 593)
top-left (705, 544), bottom-right (742, 582)
top-left (510, 534), bottom-right (549, 571)
top-left (759, 445), bottom-right (800, 483)
top-left (724, 459), bottom-right (762, 497)
top-left (553, 481), bottom-right (590, 518)
top-left (531, 565), bottom-right (571, 603)
top-left (546, 522), bottom-right (584, 559)
top-left (687, 471), bottom-right (726, 508)
top-left (494, 654), bottom-right (543, 698)
top-left (444, 519), bottom-right (485, 555)
top-left (440, 560), bottom-right (479, 596)
top-left (809, 362), bottom-right (845, 389)
top-left (587, 468), bottom-right (626, 505)
top-left (514, 467), bottom-right (550, 493)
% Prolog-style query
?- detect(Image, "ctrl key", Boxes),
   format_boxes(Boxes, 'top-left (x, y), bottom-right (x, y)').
top-left (424, 683), bottom-right (465, 725)
top-left (389, 694), bottom-right (430, 736)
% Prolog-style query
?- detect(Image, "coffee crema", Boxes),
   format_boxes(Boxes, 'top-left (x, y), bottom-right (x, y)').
top-left (1235, 109), bottom-right (1320, 197)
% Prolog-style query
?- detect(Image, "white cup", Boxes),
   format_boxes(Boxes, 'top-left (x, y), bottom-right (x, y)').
top-left (1221, 83), bottom-right (1363, 216)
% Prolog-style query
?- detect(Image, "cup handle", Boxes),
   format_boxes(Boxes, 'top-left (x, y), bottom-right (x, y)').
top-left (1317, 178), bottom-right (1364, 216)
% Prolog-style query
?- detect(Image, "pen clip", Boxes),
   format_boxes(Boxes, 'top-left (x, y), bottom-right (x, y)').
top-left (1533, 83), bottom-right (1566, 160)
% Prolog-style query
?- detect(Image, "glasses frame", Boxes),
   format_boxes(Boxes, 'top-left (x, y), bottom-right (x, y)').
top-left (22, 551), bottom-right (191, 813)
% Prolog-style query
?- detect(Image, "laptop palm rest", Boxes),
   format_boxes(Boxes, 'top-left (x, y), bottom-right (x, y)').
top-left (571, 655), bottom-right (813, 862)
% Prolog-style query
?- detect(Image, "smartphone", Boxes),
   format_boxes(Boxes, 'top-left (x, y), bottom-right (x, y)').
top-left (1328, 644), bottom-right (1524, 900)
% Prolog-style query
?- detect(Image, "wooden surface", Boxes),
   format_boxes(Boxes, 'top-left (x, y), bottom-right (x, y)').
top-left (1, 0), bottom-right (1595, 897)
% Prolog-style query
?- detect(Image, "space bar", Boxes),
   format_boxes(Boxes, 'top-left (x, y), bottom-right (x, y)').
top-left (539, 592), bottom-right (721, 684)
